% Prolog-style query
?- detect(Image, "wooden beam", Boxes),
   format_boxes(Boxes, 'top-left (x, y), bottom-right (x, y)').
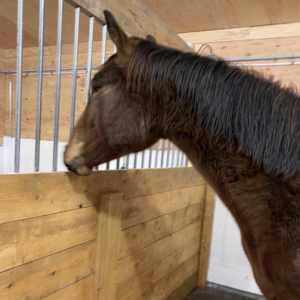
top-left (198, 185), bottom-right (216, 287)
top-left (65, 0), bottom-right (191, 52)
top-left (179, 22), bottom-right (300, 44)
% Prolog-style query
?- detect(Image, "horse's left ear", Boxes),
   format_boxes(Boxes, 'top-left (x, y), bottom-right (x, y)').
top-left (146, 35), bottom-right (157, 43)
top-left (104, 10), bottom-right (129, 52)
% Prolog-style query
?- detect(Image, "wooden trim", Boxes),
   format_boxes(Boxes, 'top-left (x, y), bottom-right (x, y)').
top-left (66, 0), bottom-right (191, 51)
top-left (94, 193), bottom-right (123, 300)
top-left (198, 185), bottom-right (216, 287)
top-left (179, 22), bottom-right (300, 44)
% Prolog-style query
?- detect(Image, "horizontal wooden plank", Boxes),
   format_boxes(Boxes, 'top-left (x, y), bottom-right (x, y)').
top-left (0, 241), bottom-right (95, 300)
top-left (179, 22), bottom-right (300, 44)
top-left (117, 239), bottom-right (200, 300)
top-left (119, 203), bottom-right (203, 259)
top-left (117, 220), bottom-right (201, 287)
top-left (0, 207), bottom-right (97, 272)
top-left (66, 0), bottom-right (191, 51)
top-left (43, 276), bottom-right (93, 300)
top-left (138, 255), bottom-right (198, 300)
top-left (165, 271), bottom-right (198, 300)
top-left (122, 185), bottom-right (206, 229)
top-left (0, 168), bottom-right (203, 224)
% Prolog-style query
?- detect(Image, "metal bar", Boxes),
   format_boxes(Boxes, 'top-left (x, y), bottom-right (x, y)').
top-left (53, 0), bottom-right (64, 172)
top-left (85, 17), bottom-right (94, 105)
top-left (155, 142), bottom-right (159, 168)
top-left (116, 157), bottom-right (120, 169)
top-left (185, 155), bottom-right (188, 167)
top-left (160, 140), bottom-right (165, 168)
top-left (166, 140), bottom-right (171, 167)
top-left (34, 0), bottom-right (45, 172)
top-left (141, 151), bottom-right (145, 168)
top-left (14, 0), bottom-right (24, 173)
top-left (177, 149), bottom-right (181, 167)
top-left (134, 154), bottom-right (137, 169)
top-left (171, 144), bottom-right (176, 167)
top-left (70, 7), bottom-right (80, 136)
top-left (126, 155), bottom-right (130, 169)
top-left (101, 25), bottom-right (109, 170)
top-left (226, 53), bottom-right (300, 62)
top-left (181, 152), bottom-right (185, 167)
top-left (148, 146), bottom-right (153, 168)
top-left (235, 62), bottom-right (300, 67)
top-left (0, 65), bottom-right (101, 74)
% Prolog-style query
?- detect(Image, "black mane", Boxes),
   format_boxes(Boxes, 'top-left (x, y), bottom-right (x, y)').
top-left (128, 40), bottom-right (300, 179)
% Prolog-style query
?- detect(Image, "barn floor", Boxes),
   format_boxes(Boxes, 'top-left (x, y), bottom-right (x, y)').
top-left (186, 287), bottom-right (265, 300)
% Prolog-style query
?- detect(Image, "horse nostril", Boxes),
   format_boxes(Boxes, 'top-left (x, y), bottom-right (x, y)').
top-left (66, 157), bottom-right (79, 173)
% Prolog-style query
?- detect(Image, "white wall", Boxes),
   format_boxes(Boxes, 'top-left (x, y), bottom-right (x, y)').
top-left (208, 197), bottom-right (262, 295)
top-left (0, 136), bottom-right (183, 173)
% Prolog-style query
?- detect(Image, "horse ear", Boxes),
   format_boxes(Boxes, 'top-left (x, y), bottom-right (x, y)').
top-left (104, 10), bottom-right (129, 52)
top-left (146, 35), bottom-right (157, 43)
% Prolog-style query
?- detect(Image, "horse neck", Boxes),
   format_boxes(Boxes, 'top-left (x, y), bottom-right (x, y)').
top-left (164, 110), bottom-right (300, 254)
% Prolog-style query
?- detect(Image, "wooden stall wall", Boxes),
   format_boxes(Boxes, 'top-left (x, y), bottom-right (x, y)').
top-left (0, 47), bottom-right (5, 146)
top-left (181, 24), bottom-right (300, 89)
top-left (3, 40), bottom-right (114, 142)
top-left (0, 168), bottom-right (215, 300)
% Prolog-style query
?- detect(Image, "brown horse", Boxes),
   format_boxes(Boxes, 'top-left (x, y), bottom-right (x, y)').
top-left (64, 11), bottom-right (300, 300)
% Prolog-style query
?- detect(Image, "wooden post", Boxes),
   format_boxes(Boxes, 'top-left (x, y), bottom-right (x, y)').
top-left (198, 185), bottom-right (216, 287)
top-left (93, 193), bottom-right (123, 300)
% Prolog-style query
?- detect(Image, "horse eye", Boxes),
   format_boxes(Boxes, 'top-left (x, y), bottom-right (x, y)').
top-left (92, 86), bottom-right (102, 94)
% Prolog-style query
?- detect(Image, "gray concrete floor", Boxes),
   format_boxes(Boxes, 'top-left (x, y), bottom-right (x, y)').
top-left (186, 287), bottom-right (265, 300)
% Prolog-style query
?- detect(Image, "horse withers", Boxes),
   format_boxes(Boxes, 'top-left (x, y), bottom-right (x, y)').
top-left (64, 11), bottom-right (300, 300)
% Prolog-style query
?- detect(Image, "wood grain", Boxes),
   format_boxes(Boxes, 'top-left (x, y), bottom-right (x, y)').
top-left (119, 203), bottom-right (203, 259)
top-left (198, 185), bottom-right (216, 287)
top-left (165, 271), bottom-right (198, 300)
top-left (0, 241), bottom-right (95, 300)
top-left (122, 185), bottom-right (206, 229)
top-left (117, 220), bottom-right (201, 287)
top-left (66, 0), bottom-right (190, 51)
top-left (43, 276), bottom-right (94, 300)
top-left (94, 193), bottom-right (123, 300)
top-left (117, 239), bottom-right (200, 300)
top-left (0, 206), bottom-right (97, 272)
top-left (0, 168), bottom-right (203, 224)
top-left (180, 22), bottom-right (300, 44)
top-left (135, 255), bottom-right (198, 300)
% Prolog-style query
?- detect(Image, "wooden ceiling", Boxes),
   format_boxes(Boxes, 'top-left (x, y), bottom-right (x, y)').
top-left (1, 0), bottom-right (300, 49)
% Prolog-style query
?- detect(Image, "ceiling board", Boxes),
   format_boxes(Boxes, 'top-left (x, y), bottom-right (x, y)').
top-left (1, 0), bottom-right (300, 49)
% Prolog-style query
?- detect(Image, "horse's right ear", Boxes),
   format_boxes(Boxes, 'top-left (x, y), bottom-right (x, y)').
top-left (104, 10), bottom-right (129, 53)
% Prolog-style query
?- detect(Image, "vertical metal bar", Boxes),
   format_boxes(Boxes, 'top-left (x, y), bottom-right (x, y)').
top-left (185, 155), bottom-right (188, 167)
top-left (126, 155), bottom-right (130, 169)
top-left (160, 140), bottom-right (165, 168)
top-left (141, 151), bottom-right (145, 168)
top-left (177, 149), bottom-right (181, 167)
top-left (70, 7), bottom-right (80, 136)
top-left (116, 157), bottom-right (120, 169)
top-left (53, 0), bottom-right (64, 172)
top-left (166, 140), bottom-right (171, 167)
top-left (181, 151), bottom-right (185, 166)
top-left (155, 142), bottom-right (159, 168)
top-left (34, 0), bottom-right (45, 172)
top-left (171, 144), bottom-right (176, 167)
top-left (134, 154), bottom-right (137, 169)
top-left (148, 146), bottom-right (153, 168)
top-left (14, 0), bottom-right (24, 173)
top-left (101, 25), bottom-right (109, 170)
top-left (85, 17), bottom-right (94, 105)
